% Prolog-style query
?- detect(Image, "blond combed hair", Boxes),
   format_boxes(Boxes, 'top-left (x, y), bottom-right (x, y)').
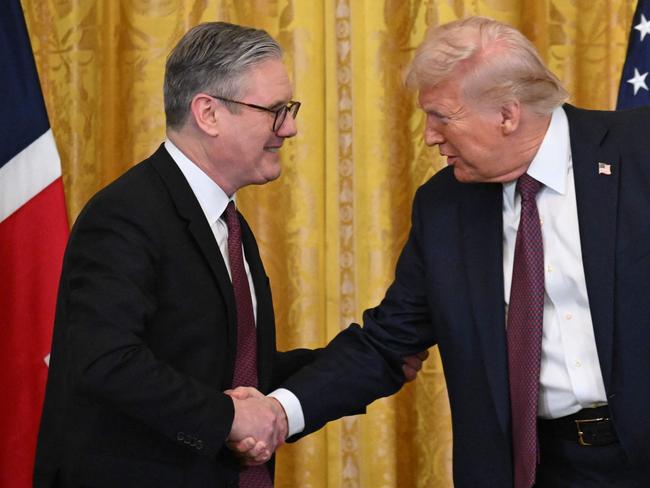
top-left (405, 17), bottom-right (569, 115)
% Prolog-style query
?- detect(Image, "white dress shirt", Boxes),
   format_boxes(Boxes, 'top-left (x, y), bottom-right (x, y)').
top-left (502, 107), bottom-right (607, 419)
top-left (164, 139), bottom-right (303, 436)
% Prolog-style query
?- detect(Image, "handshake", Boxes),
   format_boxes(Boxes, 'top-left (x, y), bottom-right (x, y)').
top-left (225, 387), bottom-right (288, 465)
top-left (224, 350), bottom-right (429, 465)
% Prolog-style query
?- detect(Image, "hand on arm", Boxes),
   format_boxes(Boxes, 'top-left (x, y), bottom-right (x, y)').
top-left (225, 387), bottom-right (288, 465)
top-left (402, 349), bottom-right (430, 382)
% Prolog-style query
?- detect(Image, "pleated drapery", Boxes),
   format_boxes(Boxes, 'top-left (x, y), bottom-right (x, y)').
top-left (23, 1), bottom-right (637, 486)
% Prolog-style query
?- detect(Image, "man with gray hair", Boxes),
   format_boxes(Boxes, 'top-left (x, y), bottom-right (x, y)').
top-left (274, 16), bottom-right (650, 488)
top-left (34, 21), bottom-right (311, 487)
top-left (35, 20), bottom-right (426, 487)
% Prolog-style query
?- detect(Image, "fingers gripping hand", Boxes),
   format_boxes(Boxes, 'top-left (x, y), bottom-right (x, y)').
top-left (227, 392), bottom-right (288, 460)
top-left (226, 437), bottom-right (271, 466)
top-left (402, 349), bottom-right (430, 382)
top-left (267, 397), bottom-right (288, 448)
top-left (225, 386), bottom-right (264, 400)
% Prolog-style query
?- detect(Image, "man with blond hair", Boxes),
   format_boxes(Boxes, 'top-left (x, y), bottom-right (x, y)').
top-left (273, 16), bottom-right (650, 488)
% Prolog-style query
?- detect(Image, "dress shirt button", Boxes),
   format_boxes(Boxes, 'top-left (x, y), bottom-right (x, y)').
top-left (547, 264), bottom-right (554, 273)
top-left (575, 360), bottom-right (582, 368)
top-left (565, 313), bottom-right (572, 320)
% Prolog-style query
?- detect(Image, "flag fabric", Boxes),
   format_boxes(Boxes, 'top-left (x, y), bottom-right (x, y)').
top-left (598, 162), bottom-right (613, 175)
top-left (618, 0), bottom-right (650, 108)
top-left (0, 1), bottom-right (69, 486)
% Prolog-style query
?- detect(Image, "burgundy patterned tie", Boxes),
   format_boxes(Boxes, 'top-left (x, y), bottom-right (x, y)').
top-left (507, 174), bottom-right (544, 488)
top-left (223, 201), bottom-right (273, 488)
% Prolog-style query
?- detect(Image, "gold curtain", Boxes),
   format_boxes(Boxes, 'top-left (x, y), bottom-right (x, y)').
top-left (23, 0), bottom-right (636, 486)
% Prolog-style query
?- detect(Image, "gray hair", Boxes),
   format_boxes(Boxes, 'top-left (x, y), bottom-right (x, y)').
top-left (405, 16), bottom-right (568, 115)
top-left (164, 22), bottom-right (282, 129)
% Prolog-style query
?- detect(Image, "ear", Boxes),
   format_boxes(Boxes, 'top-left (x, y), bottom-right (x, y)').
top-left (500, 100), bottom-right (521, 135)
top-left (189, 94), bottom-right (220, 137)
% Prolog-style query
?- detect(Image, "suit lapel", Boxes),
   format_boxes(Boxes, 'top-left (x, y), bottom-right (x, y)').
top-left (565, 105), bottom-right (619, 391)
top-left (240, 215), bottom-right (276, 392)
top-left (460, 182), bottom-right (510, 436)
top-left (148, 145), bottom-right (238, 366)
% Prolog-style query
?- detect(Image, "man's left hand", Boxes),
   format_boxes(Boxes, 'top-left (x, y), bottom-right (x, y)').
top-left (402, 349), bottom-right (430, 382)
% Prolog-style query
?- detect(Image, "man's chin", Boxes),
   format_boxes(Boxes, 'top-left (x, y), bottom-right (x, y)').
top-left (266, 165), bottom-right (282, 182)
top-left (453, 166), bottom-right (475, 183)
top-left (255, 166), bottom-right (282, 185)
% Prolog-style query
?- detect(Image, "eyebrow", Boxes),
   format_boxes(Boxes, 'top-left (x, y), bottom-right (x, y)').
top-left (423, 107), bottom-right (448, 118)
top-left (424, 105), bottom-right (464, 120)
top-left (267, 99), bottom-right (292, 110)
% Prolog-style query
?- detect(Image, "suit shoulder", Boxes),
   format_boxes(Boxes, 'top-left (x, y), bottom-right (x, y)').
top-left (565, 103), bottom-right (650, 131)
top-left (564, 104), bottom-right (650, 158)
top-left (95, 151), bottom-right (166, 201)
top-left (73, 147), bottom-right (171, 227)
top-left (416, 166), bottom-right (459, 199)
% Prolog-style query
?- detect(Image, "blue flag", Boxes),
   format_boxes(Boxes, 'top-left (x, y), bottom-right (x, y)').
top-left (0, 0), bottom-right (50, 167)
top-left (617, 0), bottom-right (650, 108)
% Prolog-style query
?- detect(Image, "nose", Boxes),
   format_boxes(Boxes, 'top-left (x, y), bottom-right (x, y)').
top-left (424, 123), bottom-right (444, 147)
top-left (276, 112), bottom-right (297, 138)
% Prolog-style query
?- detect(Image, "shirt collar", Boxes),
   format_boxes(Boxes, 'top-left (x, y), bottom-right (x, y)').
top-left (164, 139), bottom-right (233, 224)
top-left (503, 106), bottom-right (572, 206)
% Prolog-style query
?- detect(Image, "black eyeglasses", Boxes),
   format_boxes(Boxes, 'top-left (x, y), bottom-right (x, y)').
top-left (209, 95), bottom-right (301, 133)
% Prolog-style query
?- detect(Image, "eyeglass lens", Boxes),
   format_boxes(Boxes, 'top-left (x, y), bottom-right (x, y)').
top-left (273, 103), bottom-right (300, 132)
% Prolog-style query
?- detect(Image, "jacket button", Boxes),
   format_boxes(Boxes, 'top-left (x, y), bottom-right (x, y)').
top-left (177, 432), bottom-right (185, 442)
top-left (196, 440), bottom-right (203, 450)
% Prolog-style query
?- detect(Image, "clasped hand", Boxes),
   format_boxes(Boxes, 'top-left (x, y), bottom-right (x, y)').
top-left (226, 387), bottom-right (287, 465)
top-left (225, 350), bottom-right (429, 465)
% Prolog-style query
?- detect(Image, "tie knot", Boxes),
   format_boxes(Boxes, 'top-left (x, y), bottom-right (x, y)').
top-left (516, 173), bottom-right (542, 201)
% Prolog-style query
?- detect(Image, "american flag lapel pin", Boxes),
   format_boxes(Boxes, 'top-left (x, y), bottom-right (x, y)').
top-left (598, 162), bottom-right (612, 175)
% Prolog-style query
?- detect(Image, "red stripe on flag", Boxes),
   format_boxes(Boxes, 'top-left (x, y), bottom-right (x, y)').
top-left (0, 178), bottom-right (68, 487)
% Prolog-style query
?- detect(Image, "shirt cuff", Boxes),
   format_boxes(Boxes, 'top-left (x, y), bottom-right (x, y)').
top-left (268, 388), bottom-right (305, 437)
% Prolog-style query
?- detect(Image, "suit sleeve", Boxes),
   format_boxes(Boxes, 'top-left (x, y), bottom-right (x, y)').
top-left (280, 188), bottom-right (438, 437)
top-left (60, 191), bottom-right (233, 458)
top-left (271, 348), bottom-right (323, 388)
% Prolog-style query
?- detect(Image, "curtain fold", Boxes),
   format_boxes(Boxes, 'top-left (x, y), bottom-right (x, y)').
top-left (23, 1), bottom-right (636, 486)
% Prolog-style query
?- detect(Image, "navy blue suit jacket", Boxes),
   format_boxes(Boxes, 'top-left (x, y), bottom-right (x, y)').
top-left (282, 105), bottom-right (650, 487)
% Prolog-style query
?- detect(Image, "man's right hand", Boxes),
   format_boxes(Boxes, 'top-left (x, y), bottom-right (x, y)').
top-left (225, 387), bottom-right (288, 464)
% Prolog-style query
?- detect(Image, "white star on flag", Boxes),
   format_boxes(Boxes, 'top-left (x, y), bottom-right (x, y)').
top-left (627, 67), bottom-right (649, 95)
top-left (634, 13), bottom-right (650, 41)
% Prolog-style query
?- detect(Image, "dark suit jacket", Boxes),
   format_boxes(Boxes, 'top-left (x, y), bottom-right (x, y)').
top-left (282, 104), bottom-right (650, 487)
top-left (34, 145), bottom-right (317, 487)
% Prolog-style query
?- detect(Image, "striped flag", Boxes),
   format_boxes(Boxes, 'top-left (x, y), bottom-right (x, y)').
top-left (618, 0), bottom-right (650, 108)
top-left (0, 1), bottom-right (69, 486)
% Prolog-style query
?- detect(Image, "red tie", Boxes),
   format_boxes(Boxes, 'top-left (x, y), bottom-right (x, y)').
top-left (507, 174), bottom-right (544, 488)
top-left (223, 201), bottom-right (273, 488)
